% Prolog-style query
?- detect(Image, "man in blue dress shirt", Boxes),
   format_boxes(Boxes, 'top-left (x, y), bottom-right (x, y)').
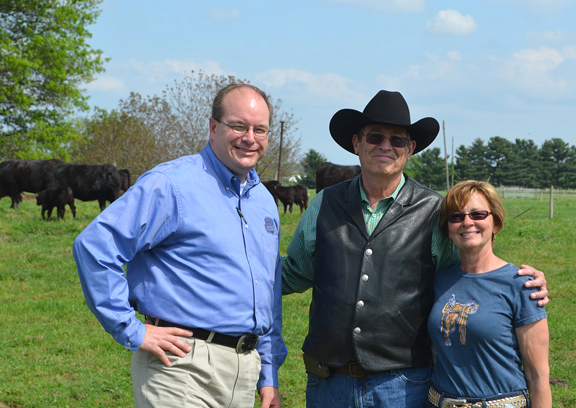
top-left (73, 84), bottom-right (287, 408)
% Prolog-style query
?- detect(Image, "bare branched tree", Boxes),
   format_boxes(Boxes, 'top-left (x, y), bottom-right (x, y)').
top-left (75, 71), bottom-right (301, 181)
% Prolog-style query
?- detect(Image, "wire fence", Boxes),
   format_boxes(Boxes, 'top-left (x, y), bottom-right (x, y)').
top-left (497, 187), bottom-right (576, 200)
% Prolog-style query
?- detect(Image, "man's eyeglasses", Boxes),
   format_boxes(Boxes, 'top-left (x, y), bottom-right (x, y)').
top-left (216, 119), bottom-right (269, 139)
top-left (447, 210), bottom-right (492, 223)
top-left (360, 132), bottom-right (410, 148)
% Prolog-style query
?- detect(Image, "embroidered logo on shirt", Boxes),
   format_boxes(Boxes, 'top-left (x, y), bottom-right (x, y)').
top-left (440, 294), bottom-right (479, 346)
top-left (265, 217), bottom-right (275, 234)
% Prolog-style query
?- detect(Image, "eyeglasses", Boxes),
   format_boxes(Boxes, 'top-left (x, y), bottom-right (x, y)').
top-left (216, 119), bottom-right (269, 139)
top-left (360, 132), bottom-right (410, 148)
top-left (447, 210), bottom-right (492, 223)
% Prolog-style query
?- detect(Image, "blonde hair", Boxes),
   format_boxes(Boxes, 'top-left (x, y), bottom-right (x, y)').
top-left (439, 180), bottom-right (505, 237)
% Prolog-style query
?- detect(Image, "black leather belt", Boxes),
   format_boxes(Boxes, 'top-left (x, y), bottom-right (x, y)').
top-left (330, 362), bottom-right (377, 378)
top-left (153, 318), bottom-right (259, 353)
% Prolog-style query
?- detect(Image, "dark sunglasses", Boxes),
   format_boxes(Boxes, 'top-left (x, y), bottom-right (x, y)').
top-left (361, 132), bottom-right (410, 148)
top-left (447, 210), bottom-right (492, 223)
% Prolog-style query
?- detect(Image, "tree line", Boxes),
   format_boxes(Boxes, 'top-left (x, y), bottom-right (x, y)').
top-left (406, 137), bottom-right (576, 190)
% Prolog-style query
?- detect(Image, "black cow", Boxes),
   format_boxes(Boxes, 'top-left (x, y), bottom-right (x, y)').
top-left (315, 162), bottom-right (361, 193)
top-left (36, 187), bottom-right (76, 221)
top-left (57, 163), bottom-right (122, 211)
top-left (118, 168), bottom-right (131, 192)
top-left (0, 159), bottom-right (63, 209)
top-left (262, 180), bottom-right (280, 205)
top-left (266, 183), bottom-right (309, 214)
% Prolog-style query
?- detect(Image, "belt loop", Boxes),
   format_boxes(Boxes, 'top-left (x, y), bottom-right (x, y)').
top-left (154, 317), bottom-right (159, 326)
top-left (206, 331), bottom-right (215, 343)
top-left (438, 394), bottom-right (444, 408)
top-left (522, 390), bottom-right (530, 408)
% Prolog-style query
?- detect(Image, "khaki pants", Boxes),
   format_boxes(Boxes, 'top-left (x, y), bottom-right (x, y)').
top-left (132, 336), bottom-right (261, 408)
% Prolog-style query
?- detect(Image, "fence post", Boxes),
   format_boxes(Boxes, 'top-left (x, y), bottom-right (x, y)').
top-left (549, 186), bottom-right (554, 220)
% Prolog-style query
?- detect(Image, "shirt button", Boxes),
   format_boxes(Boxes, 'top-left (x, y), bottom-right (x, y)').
top-left (361, 274), bottom-right (369, 282)
top-left (226, 187), bottom-right (230, 191)
top-left (127, 342), bottom-right (131, 347)
top-left (353, 327), bottom-right (361, 335)
top-left (365, 248), bottom-right (373, 256)
top-left (357, 300), bottom-right (364, 308)
top-left (255, 280), bottom-right (258, 284)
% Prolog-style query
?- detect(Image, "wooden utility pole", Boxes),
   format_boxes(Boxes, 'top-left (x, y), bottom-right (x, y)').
top-left (443, 121), bottom-right (449, 192)
top-left (549, 185), bottom-right (554, 220)
top-left (451, 136), bottom-right (454, 188)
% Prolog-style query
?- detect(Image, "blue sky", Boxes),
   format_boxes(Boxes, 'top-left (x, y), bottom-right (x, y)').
top-left (85, 0), bottom-right (576, 165)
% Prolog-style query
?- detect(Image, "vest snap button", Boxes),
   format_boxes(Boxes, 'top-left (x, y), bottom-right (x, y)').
top-left (365, 248), bottom-right (373, 255)
top-left (361, 274), bottom-right (369, 282)
top-left (353, 327), bottom-right (361, 335)
top-left (357, 300), bottom-right (364, 308)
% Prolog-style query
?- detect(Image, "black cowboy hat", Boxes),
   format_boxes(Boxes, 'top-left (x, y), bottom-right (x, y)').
top-left (329, 90), bottom-right (440, 155)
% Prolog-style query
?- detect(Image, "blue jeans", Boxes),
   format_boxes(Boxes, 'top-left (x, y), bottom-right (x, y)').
top-left (306, 365), bottom-right (432, 408)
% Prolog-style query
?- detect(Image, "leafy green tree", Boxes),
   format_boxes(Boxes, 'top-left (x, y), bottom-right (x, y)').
top-left (74, 106), bottom-right (161, 179)
top-left (300, 149), bottom-right (327, 188)
top-left (0, 0), bottom-right (106, 158)
top-left (486, 136), bottom-right (515, 186)
top-left (511, 139), bottom-right (540, 188)
top-left (539, 138), bottom-right (575, 189)
top-left (455, 138), bottom-right (490, 182)
top-left (406, 147), bottom-right (446, 190)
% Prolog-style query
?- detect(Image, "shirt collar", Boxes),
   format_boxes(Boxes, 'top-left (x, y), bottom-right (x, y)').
top-left (359, 173), bottom-right (406, 205)
top-left (201, 143), bottom-right (260, 195)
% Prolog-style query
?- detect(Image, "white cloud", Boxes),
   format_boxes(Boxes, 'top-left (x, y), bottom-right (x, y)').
top-left (375, 74), bottom-right (402, 91)
top-left (211, 9), bottom-right (242, 19)
top-left (526, 30), bottom-right (572, 44)
top-left (491, 0), bottom-right (575, 18)
top-left (126, 59), bottom-right (226, 83)
top-left (447, 51), bottom-right (462, 62)
top-left (324, 0), bottom-right (424, 13)
top-left (425, 10), bottom-right (477, 35)
top-left (256, 68), bottom-right (359, 100)
top-left (500, 46), bottom-right (575, 94)
top-left (85, 75), bottom-right (127, 92)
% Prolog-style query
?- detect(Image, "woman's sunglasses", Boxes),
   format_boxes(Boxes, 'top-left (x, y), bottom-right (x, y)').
top-left (447, 210), bottom-right (492, 223)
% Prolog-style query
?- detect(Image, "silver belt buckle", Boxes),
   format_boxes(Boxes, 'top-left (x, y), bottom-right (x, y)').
top-left (236, 333), bottom-right (259, 353)
top-left (441, 398), bottom-right (468, 408)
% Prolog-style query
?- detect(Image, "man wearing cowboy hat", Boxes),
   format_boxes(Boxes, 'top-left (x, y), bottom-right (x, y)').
top-left (281, 90), bottom-right (549, 407)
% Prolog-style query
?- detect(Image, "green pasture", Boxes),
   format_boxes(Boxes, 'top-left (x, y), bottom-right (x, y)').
top-left (0, 193), bottom-right (574, 407)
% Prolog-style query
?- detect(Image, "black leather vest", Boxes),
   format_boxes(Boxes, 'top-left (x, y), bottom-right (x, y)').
top-left (302, 175), bottom-right (442, 371)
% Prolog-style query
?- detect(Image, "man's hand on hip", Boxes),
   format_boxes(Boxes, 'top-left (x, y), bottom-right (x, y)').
top-left (140, 324), bottom-right (193, 366)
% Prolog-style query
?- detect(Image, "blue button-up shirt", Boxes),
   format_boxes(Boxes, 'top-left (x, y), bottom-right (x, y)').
top-left (73, 143), bottom-right (287, 388)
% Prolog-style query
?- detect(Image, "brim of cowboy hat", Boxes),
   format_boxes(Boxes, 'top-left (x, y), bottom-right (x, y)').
top-left (329, 109), bottom-right (440, 155)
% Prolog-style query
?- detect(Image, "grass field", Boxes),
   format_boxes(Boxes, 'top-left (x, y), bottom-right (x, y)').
top-left (0, 192), bottom-right (574, 407)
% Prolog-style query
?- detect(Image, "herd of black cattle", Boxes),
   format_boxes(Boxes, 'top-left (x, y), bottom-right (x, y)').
top-left (263, 161), bottom-right (361, 215)
top-left (0, 159), bottom-right (359, 220)
top-left (0, 159), bottom-right (130, 220)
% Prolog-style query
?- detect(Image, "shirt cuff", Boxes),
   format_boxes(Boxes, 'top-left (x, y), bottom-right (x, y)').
top-left (257, 363), bottom-right (279, 389)
top-left (114, 317), bottom-right (146, 351)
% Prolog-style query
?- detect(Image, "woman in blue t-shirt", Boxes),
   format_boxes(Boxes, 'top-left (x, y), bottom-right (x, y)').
top-left (427, 180), bottom-right (551, 408)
